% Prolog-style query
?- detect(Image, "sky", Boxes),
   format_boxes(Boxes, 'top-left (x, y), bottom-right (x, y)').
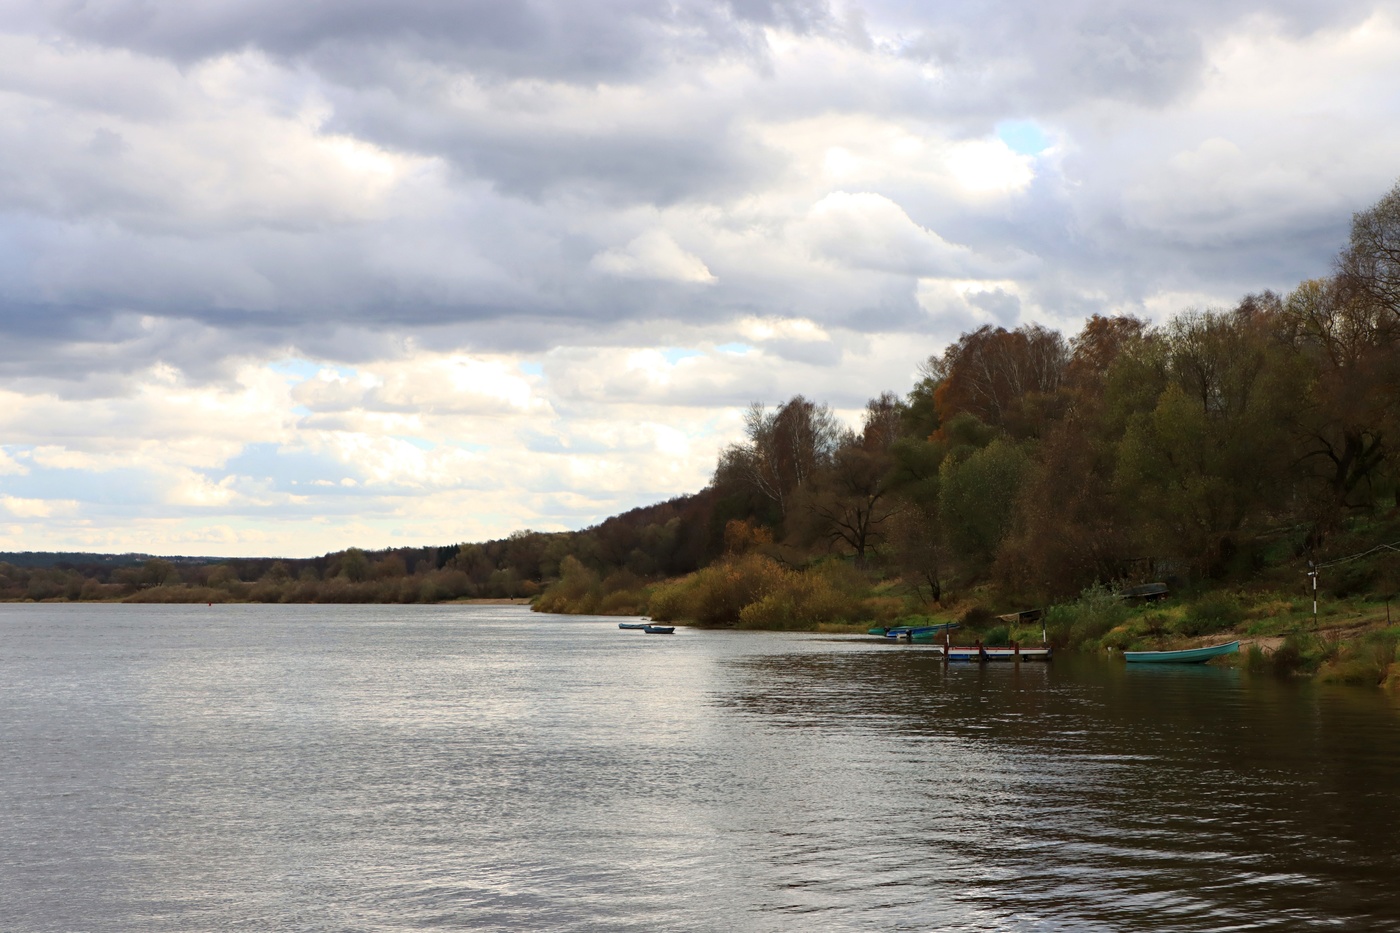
top-left (2, 0), bottom-right (1400, 557)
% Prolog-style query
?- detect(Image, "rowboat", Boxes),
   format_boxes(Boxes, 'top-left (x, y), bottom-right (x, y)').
top-left (643, 624), bottom-right (675, 634)
top-left (1123, 641), bottom-right (1239, 664)
top-left (942, 644), bottom-right (1051, 662)
top-left (878, 622), bottom-right (960, 641)
top-left (618, 622), bottom-right (648, 629)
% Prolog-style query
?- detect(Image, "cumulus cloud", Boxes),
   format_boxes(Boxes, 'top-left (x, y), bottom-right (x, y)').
top-left (591, 230), bottom-right (717, 283)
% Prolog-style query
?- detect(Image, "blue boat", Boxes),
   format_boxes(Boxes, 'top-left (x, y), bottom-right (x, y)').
top-left (1123, 640), bottom-right (1239, 664)
top-left (618, 622), bottom-right (649, 629)
top-left (884, 622), bottom-right (960, 642)
top-left (643, 624), bottom-right (675, 634)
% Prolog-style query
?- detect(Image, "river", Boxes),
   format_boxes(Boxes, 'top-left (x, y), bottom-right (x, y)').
top-left (3, 603), bottom-right (1399, 931)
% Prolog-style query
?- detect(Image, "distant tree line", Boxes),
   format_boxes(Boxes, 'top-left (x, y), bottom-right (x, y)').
top-left (0, 490), bottom-right (728, 603)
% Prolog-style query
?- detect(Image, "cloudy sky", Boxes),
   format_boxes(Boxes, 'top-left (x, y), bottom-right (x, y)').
top-left (1, 0), bottom-right (1399, 557)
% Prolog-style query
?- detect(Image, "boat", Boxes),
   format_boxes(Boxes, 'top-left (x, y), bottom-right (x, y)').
top-left (881, 622), bottom-right (960, 641)
top-left (618, 622), bottom-right (649, 629)
top-left (643, 624), bottom-right (675, 634)
top-left (943, 644), bottom-right (1052, 662)
top-left (1123, 641), bottom-right (1239, 664)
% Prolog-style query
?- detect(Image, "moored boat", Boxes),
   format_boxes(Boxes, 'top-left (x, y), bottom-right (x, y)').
top-left (1123, 641), bottom-right (1239, 664)
top-left (618, 622), bottom-right (648, 629)
top-left (643, 624), bottom-right (675, 634)
top-left (882, 622), bottom-right (960, 641)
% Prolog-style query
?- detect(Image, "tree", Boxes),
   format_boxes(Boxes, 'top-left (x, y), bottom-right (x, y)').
top-left (339, 547), bottom-right (369, 583)
top-left (1340, 179), bottom-right (1400, 317)
top-left (998, 415), bottom-right (1132, 599)
top-left (929, 324), bottom-right (1069, 436)
top-left (1066, 314), bottom-right (1149, 398)
top-left (715, 395), bottom-right (843, 523)
top-left (1112, 305), bottom-right (1298, 575)
top-left (796, 394), bottom-right (908, 566)
top-left (1282, 276), bottom-right (1397, 514)
top-left (262, 561), bottom-right (291, 584)
top-left (939, 438), bottom-right (1031, 568)
top-left (142, 558), bottom-right (177, 587)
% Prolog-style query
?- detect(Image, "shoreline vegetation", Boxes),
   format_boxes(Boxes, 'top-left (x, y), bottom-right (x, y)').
top-left (8, 183), bottom-right (1400, 687)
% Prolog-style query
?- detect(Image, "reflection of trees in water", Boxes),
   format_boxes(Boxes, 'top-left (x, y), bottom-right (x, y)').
top-left (710, 648), bottom-right (1400, 928)
top-left (711, 650), bottom-right (1053, 741)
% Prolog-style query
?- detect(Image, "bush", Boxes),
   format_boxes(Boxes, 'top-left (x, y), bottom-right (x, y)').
top-left (1178, 592), bottom-right (1243, 636)
top-left (737, 568), bottom-right (849, 629)
top-left (1272, 633), bottom-right (1322, 676)
top-left (534, 556), bottom-right (602, 614)
top-left (981, 625), bottom-right (1010, 646)
top-left (1046, 584), bottom-right (1129, 649)
top-left (960, 605), bottom-right (996, 628)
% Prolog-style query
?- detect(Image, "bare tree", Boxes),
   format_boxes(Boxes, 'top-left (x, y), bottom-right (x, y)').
top-left (715, 395), bottom-right (844, 521)
top-left (1340, 179), bottom-right (1400, 316)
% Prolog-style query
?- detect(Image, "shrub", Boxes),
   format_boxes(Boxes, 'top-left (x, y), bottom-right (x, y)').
top-left (689, 553), bottom-right (789, 626)
top-left (982, 625), bottom-right (1010, 646)
top-left (960, 605), bottom-right (996, 629)
top-left (737, 567), bottom-right (850, 629)
top-left (1178, 592), bottom-right (1244, 637)
top-left (1271, 633), bottom-right (1322, 676)
top-left (1045, 584), bottom-right (1129, 649)
top-left (534, 556), bottom-right (602, 614)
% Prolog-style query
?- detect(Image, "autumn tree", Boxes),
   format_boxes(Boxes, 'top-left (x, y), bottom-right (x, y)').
top-left (714, 395), bottom-right (843, 524)
top-left (1065, 314), bottom-right (1150, 399)
top-left (928, 324), bottom-right (1069, 436)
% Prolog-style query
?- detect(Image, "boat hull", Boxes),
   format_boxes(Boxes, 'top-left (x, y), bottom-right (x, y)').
top-left (1123, 640), bottom-right (1239, 664)
top-left (618, 622), bottom-right (648, 629)
top-left (882, 623), bottom-right (960, 640)
top-left (642, 625), bottom-right (675, 634)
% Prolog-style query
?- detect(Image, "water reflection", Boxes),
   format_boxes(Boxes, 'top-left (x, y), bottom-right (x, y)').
top-left (4, 606), bottom-right (1400, 931)
top-left (712, 642), bottom-right (1400, 931)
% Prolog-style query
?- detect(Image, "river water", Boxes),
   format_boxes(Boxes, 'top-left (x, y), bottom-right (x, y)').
top-left (4, 603), bottom-right (1400, 931)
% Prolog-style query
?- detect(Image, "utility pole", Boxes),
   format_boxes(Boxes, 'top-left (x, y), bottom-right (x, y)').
top-left (1306, 561), bottom-right (1318, 628)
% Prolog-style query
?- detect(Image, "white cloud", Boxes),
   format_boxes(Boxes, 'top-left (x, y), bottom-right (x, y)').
top-left (805, 191), bottom-right (974, 275)
top-left (591, 230), bottom-right (717, 283)
top-left (2, 496), bottom-right (78, 519)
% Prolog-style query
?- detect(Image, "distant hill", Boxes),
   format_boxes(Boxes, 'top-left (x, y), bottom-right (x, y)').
top-left (0, 552), bottom-right (221, 569)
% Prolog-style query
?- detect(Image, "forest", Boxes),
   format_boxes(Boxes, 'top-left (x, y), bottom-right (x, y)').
top-left (6, 180), bottom-right (1400, 665)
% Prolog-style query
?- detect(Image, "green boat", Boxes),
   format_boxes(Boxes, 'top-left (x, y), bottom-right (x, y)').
top-left (1123, 640), bottom-right (1239, 664)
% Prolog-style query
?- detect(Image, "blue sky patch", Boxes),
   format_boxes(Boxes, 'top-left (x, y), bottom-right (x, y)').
top-left (996, 120), bottom-right (1050, 155)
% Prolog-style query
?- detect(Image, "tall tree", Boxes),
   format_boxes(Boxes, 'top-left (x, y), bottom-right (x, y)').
top-left (801, 394), bottom-right (905, 565)
top-left (1282, 276), bottom-right (1397, 514)
top-left (1340, 179), bottom-right (1400, 317)
top-left (928, 324), bottom-right (1069, 436)
top-left (1112, 305), bottom-right (1298, 575)
top-left (715, 395), bottom-right (843, 523)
